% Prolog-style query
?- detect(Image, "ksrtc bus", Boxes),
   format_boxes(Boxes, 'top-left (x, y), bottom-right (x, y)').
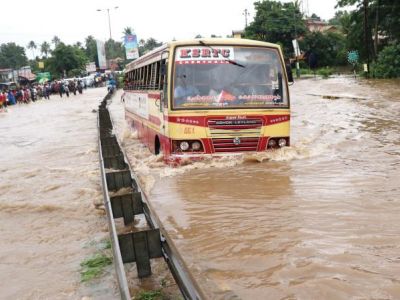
top-left (122, 38), bottom-right (292, 163)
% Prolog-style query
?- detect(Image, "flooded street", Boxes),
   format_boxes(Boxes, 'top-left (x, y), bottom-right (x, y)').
top-left (0, 88), bottom-right (118, 300)
top-left (111, 76), bottom-right (400, 299)
top-left (1, 77), bottom-right (399, 299)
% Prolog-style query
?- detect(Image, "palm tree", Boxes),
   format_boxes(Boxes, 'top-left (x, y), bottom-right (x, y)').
top-left (74, 41), bottom-right (83, 49)
top-left (85, 35), bottom-right (95, 46)
top-left (52, 35), bottom-right (61, 48)
top-left (27, 41), bottom-right (37, 59)
top-left (123, 27), bottom-right (134, 36)
top-left (40, 41), bottom-right (51, 58)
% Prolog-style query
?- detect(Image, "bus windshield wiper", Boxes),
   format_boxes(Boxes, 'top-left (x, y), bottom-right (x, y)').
top-left (199, 40), bottom-right (246, 68)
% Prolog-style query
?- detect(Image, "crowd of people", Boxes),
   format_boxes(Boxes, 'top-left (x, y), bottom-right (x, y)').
top-left (0, 80), bottom-right (80, 112)
top-left (0, 75), bottom-right (113, 112)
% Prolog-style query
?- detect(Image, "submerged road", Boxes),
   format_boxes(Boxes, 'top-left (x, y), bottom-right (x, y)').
top-left (0, 88), bottom-right (118, 299)
top-left (111, 77), bottom-right (400, 299)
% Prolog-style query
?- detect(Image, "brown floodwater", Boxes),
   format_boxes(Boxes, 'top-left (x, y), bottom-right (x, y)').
top-left (0, 88), bottom-right (119, 300)
top-left (110, 76), bottom-right (400, 299)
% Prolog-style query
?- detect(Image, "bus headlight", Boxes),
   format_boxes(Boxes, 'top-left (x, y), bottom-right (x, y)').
top-left (179, 141), bottom-right (190, 151)
top-left (268, 139), bottom-right (277, 148)
top-left (278, 138), bottom-right (287, 147)
top-left (192, 141), bottom-right (201, 151)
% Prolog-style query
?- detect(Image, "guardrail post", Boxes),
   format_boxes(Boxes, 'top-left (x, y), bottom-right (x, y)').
top-left (118, 229), bottom-right (163, 278)
top-left (110, 192), bottom-right (143, 225)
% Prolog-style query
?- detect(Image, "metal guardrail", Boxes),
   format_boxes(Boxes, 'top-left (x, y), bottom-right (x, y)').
top-left (97, 92), bottom-right (206, 300)
top-left (98, 95), bottom-right (131, 300)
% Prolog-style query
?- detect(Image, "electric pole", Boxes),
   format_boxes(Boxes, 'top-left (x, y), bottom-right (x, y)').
top-left (243, 9), bottom-right (250, 28)
top-left (363, 0), bottom-right (370, 76)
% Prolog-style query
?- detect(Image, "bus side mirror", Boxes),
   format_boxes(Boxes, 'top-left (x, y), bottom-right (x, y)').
top-left (286, 64), bottom-right (294, 84)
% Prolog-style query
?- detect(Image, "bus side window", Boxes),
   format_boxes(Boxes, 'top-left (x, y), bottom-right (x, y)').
top-left (155, 61), bottom-right (161, 90)
top-left (160, 59), bottom-right (168, 108)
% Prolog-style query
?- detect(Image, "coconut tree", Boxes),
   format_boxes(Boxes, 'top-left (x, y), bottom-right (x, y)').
top-left (52, 35), bottom-right (61, 48)
top-left (123, 27), bottom-right (134, 36)
top-left (27, 41), bottom-right (37, 58)
top-left (40, 41), bottom-right (51, 58)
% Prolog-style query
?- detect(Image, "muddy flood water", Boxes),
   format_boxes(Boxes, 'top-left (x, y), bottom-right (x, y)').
top-left (110, 77), bottom-right (400, 299)
top-left (0, 88), bottom-right (119, 300)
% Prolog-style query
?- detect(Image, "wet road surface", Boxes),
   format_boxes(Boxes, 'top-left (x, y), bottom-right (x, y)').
top-left (111, 76), bottom-right (400, 299)
top-left (0, 89), bottom-right (118, 299)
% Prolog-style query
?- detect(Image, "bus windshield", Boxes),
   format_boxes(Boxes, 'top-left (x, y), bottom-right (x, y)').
top-left (173, 46), bottom-right (288, 110)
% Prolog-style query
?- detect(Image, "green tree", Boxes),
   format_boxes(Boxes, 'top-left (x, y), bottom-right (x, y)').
top-left (329, 10), bottom-right (348, 26)
top-left (245, 0), bottom-right (307, 57)
top-left (47, 43), bottom-right (87, 77)
top-left (310, 13), bottom-right (321, 21)
top-left (300, 31), bottom-right (347, 67)
top-left (52, 35), bottom-right (61, 48)
top-left (105, 39), bottom-right (125, 59)
top-left (0, 43), bottom-right (28, 69)
top-left (40, 41), bottom-right (51, 58)
top-left (27, 41), bottom-right (37, 58)
top-left (371, 43), bottom-right (400, 78)
top-left (138, 38), bottom-right (162, 56)
top-left (84, 35), bottom-right (98, 66)
top-left (336, 0), bottom-right (400, 60)
top-left (74, 41), bottom-right (84, 49)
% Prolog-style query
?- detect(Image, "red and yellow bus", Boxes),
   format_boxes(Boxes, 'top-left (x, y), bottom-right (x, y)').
top-left (122, 38), bottom-right (292, 163)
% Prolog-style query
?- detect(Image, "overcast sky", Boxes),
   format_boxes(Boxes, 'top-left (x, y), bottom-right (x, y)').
top-left (1, 0), bottom-right (341, 56)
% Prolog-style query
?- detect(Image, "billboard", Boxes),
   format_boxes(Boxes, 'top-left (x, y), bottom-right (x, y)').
top-left (124, 34), bottom-right (139, 60)
top-left (36, 72), bottom-right (51, 83)
top-left (86, 62), bottom-right (96, 73)
top-left (96, 40), bottom-right (107, 69)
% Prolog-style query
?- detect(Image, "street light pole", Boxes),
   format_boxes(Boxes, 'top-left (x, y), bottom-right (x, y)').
top-left (107, 9), bottom-right (112, 40)
top-left (243, 9), bottom-right (250, 28)
top-left (97, 6), bottom-right (119, 40)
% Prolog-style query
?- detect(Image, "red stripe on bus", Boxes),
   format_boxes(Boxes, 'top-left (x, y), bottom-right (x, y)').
top-left (167, 115), bottom-right (289, 127)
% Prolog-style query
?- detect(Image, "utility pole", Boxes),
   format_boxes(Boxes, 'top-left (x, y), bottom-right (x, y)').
top-left (374, 0), bottom-right (379, 58)
top-left (363, 0), bottom-right (370, 76)
top-left (243, 9), bottom-right (250, 28)
top-left (107, 9), bottom-right (112, 40)
top-left (97, 6), bottom-right (119, 40)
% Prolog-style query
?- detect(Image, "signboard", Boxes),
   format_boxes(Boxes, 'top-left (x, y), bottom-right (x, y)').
top-left (96, 40), bottom-right (107, 69)
top-left (86, 62), bottom-right (96, 73)
top-left (292, 39), bottom-right (301, 57)
top-left (175, 47), bottom-right (234, 64)
top-left (347, 50), bottom-right (359, 65)
top-left (38, 61), bottom-right (44, 69)
top-left (124, 34), bottom-right (139, 60)
top-left (36, 72), bottom-right (51, 83)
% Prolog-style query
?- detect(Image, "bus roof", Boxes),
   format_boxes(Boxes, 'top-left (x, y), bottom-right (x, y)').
top-left (125, 38), bottom-right (281, 72)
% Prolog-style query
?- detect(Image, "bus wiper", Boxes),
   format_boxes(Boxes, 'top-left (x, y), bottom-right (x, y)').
top-left (199, 40), bottom-right (246, 68)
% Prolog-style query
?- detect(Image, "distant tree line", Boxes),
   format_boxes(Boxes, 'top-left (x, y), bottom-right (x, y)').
top-left (0, 29), bottom-right (163, 79)
top-left (2, 1), bottom-right (399, 79)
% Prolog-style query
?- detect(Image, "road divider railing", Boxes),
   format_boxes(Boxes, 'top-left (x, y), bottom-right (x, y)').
top-left (97, 92), bottom-right (205, 300)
